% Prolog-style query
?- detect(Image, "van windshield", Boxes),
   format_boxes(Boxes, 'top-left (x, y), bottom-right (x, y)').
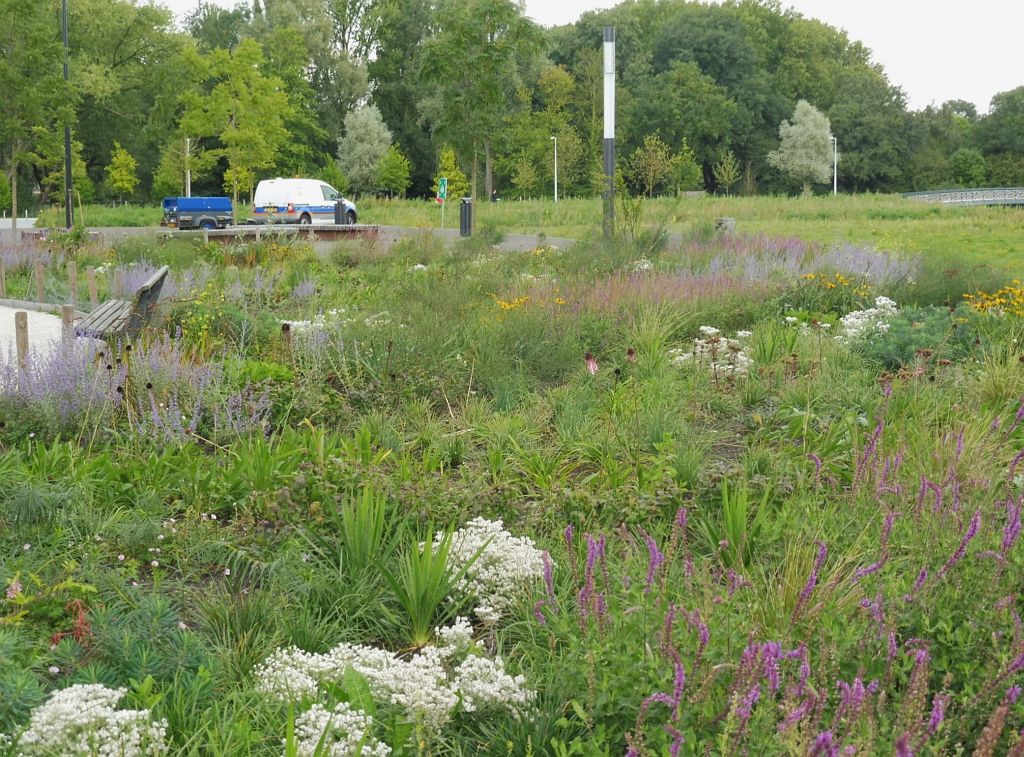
top-left (320, 184), bottom-right (339, 201)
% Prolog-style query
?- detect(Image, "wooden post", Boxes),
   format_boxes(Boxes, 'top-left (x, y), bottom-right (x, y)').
top-left (61, 304), bottom-right (74, 341)
top-left (308, 226), bottom-right (315, 241)
top-left (87, 268), bottom-right (99, 307)
top-left (67, 260), bottom-right (78, 304)
top-left (15, 311), bottom-right (28, 369)
top-left (0, 259), bottom-right (5, 298)
top-left (202, 229), bottom-right (209, 244)
top-left (114, 270), bottom-right (125, 298)
top-left (34, 261), bottom-right (45, 302)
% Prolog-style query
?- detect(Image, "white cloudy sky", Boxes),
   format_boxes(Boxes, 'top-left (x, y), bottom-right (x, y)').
top-left (161, 0), bottom-right (1023, 114)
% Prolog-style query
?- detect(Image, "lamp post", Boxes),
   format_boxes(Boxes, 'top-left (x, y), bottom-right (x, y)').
top-left (830, 135), bottom-right (838, 196)
top-left (61, 0), bottom-right (73, 228)
top-left (551, 135), bottom-right (558, 203)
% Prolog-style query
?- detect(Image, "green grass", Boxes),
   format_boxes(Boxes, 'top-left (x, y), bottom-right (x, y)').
top-left (362, 193), bottom-right (1024, 271)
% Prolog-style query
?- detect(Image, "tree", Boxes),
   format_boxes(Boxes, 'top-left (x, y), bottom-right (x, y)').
top-left (950, 148), bottom-right (987, 188)
top-left (179, 40), bottom-right (293, 220)
top-left (628, 133), bottom-right (674, 197)
top-left (713, 150), bottom-right (741, 195)
top-left (0, 0), bottom-right (69, 229)
top-left (767, 100), bottom-right (832, 194)
top-left (433, 147), bottom-right (468, 200)
top-left (338, 105), bottom-right (392, 195)
top-left (105, 142), bottom-right (139, 201)
top-left (29, 129), bottom-right (94, 205)
top-left (378, 145), bottom-right (412, 198)
top-left (671, 139), bottom-right (702, 193)
top-left (419, 0), bottom-right (542, 202)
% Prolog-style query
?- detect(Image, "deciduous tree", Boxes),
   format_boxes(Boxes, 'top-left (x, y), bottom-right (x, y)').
top-left (105, 142), bottom-right (139, 201)
top-left (767, 100), bottom-right (832, 194)
top-left (339, 105), bottom-right (392, 195)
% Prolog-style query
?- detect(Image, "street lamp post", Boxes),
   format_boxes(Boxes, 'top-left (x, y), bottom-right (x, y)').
top-left (61, 0), bottom-right (73, 228)
top-left (551, 135), bottom-right (558, 203)
top-left (830, 135), bottom-right (838, 196)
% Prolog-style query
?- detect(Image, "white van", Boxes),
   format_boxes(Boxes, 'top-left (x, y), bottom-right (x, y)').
top-left (252, 178), bottom-right (358, 225)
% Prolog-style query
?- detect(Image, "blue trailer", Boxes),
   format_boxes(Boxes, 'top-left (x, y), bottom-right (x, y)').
top-left (161, 196), bottom-right (233, 230)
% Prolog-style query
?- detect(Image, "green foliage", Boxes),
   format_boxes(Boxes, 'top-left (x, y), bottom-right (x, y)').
top-left (377, 145), bottom-right (412, 198)
top-left (713, 149), bottom-right (741, 195)
top-left (627, 133), bottom-right (674, 198)
top-left (338, 105), bottom-right (393, 195)
top-left (433, 146), bottom-right (468, 200)
top-left (105, 142), bottom-right (139, 200)
top-left (179, 40), bottom-right (293, 210)
top-left (950, 147), bottom-right (987, 187)
top-left (378, 527), bottom-right (478, 647)
top-left (768, 100), bottom-right (833, 193)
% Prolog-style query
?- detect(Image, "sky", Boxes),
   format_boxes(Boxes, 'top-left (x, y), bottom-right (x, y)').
top-left (161, 0), bottom-right (1024, 114)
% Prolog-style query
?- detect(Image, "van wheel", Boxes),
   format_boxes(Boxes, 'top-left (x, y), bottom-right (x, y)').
top-left (346, 210), bottom-right (357, 225)
top-left (199, 220), bottom-right (216, 231)
top-left (299, 213), bottom-right (312, 225)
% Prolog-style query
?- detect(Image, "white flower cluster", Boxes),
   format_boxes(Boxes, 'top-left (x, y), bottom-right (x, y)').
top-left (452, 655), bottom-right (534, 714)
top-left (631, 257), bottom-right (653, 273)
top-left (442, 518), bottom-right (546, 624)
top-left (291, 702), bottom-right (390, 757)
top-left (839, 296), bottom-right (898, 342)
top-left (282, 308), bottom-right (348, 334)
top-left (669, 327), bottom-right (754, 376)
top-left (363, 311), bottom-right (392, 328)
top-left (254, 618), bottom-right (534, 732)
top-left (13, 684), bottom-right (168, 756)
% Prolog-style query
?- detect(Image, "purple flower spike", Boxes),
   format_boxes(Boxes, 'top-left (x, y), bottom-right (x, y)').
top-left (809, 731), bottom-right (838, 757)
top-left (640, 527), bottom-right (665, 593)
top-left (793, 541), bottom-right (827, 621)
top-left (937, 509), bottom-right (981, 579)
top-left (928, 693), bottom-right (950, 735)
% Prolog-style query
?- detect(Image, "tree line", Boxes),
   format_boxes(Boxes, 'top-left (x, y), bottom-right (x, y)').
top-left (2, 0), bottom-right (1023, 215)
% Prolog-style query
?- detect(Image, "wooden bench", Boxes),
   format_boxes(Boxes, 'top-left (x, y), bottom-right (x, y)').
top-left (75, 265), bottom-right (169, 340)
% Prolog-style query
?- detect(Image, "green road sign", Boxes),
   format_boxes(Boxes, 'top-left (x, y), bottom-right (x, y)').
top-left (438, 177), bottom-right (448, 200)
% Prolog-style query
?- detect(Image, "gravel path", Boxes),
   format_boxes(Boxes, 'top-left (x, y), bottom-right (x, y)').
top-left (1, 305), bottom-right (77, 361)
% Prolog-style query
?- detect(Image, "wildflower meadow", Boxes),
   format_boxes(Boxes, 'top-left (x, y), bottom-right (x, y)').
top-left (1, 196), bottom-right (1024, 755)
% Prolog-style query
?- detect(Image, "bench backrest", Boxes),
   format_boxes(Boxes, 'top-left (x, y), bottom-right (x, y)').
top-left (128, 265), bottom-right (170, 335)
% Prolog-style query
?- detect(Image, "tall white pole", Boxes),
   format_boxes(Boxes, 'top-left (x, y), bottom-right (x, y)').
top-left (551, 136), bottom-right (558, 203)
top-left (831, 136), bottom-right (838, 196)
top-left (603, 27), bottom-right (616, 243)
top-left (185, 137), bottom-right (192, 198)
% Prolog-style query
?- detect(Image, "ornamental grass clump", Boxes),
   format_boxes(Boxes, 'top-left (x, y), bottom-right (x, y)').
top-left (8, 684), bottom-right (167, 756)
top-left (443, 517), bottom-right (546, 624)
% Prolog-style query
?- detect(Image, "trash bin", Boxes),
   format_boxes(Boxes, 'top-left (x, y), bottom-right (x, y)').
top-left (334, 200), bottom-right (345, 225)
top-left (459, 197), bottom-right (472, 237)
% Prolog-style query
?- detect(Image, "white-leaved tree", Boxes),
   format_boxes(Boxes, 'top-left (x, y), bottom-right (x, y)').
top-left (338, 105), bottom-right (392, 195)
top-left (767, 100), bottom-right (833, 195)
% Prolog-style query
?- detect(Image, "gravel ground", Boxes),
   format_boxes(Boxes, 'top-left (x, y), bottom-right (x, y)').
top-left (0, 305), bottom-right (82, 361)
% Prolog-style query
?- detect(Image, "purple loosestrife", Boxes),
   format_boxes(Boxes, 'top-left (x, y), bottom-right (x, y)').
top-left (808, 453), bottom-right (823, 487)
top-left (894, 732), bottom-right (914, 757)
top-left (542, 551), bottom-right (556, 609)
top-left (576, 534), bottom-right (606, 630)
top-left (904, 568), bottom-right (929, 603)
top-left (809, 731), bottom-right (838, 757)
top-left (1009, 449), bottom-right (1024, 482)
top-left (639, 527), bottom-right (665, 593)
top-left (936, 509), bottom-right (981, 580)
top-left (833, 676), bottom-right (879, 727)
top-left (1002, 496), bottom-right (1022, 557)
top-left (927, 692), bottom-right (950, 736)
top-left (854, 420), bottom-right (885, 487)
top-left (792, 541), bottom-right (827, 623)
